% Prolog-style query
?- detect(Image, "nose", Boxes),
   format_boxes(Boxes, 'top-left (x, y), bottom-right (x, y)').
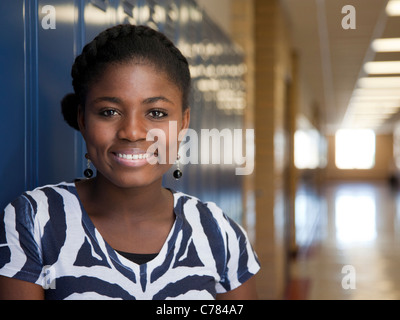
top-left (117, 112), bottom-right (147, 142)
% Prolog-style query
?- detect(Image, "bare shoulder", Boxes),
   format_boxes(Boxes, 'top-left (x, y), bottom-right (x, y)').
top-left (0, 276), bottom-right (44, 300)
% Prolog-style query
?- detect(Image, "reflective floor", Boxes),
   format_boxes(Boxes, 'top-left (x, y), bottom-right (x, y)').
top-left (290, 180), bottom-right (400, 300)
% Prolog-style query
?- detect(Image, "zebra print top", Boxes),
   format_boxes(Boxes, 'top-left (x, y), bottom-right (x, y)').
top-left (0, 182), bottom-right (260, 300)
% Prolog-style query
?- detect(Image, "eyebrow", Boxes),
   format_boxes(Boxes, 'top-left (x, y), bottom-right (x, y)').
top-left (91, 96), bottom-right (174, 105)
top-left (92, 96), bottom-right (122, 104)
top-left (143, 96), bottom-right (174, 105)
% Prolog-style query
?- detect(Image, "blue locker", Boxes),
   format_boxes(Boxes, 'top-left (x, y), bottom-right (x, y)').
top-left (0, 1), bottom-right (26, 210)
top-left (37, 0), bottom-right (83, 186)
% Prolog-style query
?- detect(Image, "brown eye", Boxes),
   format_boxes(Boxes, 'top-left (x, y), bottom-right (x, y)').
top-left (100, 109), bottom-right (119, 117)
top-left (149, 109), bottom-right (168, 119)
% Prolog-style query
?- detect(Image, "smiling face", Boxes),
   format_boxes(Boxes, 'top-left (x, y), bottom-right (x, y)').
top-left (78, 62), bottom-right (190, 189)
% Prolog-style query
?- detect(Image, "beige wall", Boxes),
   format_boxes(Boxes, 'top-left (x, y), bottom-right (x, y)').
top-left (231, 0), bottom-right (299, 300)
top-left (325, 134), bottom-right (394, 181)
top-left (252, 0), bottom-right (295, 300)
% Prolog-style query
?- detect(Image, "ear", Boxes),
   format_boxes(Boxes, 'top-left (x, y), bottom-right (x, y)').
top-left (179, 107), bottom-right (190, 140)
top-left (77, 105), bottom-right (86, 136)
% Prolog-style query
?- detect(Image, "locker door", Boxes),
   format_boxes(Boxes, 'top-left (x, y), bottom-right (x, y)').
top-left (0, 0), bottom-right (26, 210)
top-left (37, 0), bottom-right (83, 186)
top-left (1, 0), bottom-right (86, 210)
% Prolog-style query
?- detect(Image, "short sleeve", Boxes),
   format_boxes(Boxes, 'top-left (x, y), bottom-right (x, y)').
top-left (206, 203), bottom-right (260, 294)
top-left (0, 195), bottom-right (43, 285)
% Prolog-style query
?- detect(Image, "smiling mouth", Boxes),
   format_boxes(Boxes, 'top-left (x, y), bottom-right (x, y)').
top-left (113, 149), bottom-right (158, 161)
top-left (116, 153), bottom-right (150, 160)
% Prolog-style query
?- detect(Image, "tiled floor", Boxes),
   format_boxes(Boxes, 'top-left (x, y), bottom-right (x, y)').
top-left (289, 180), bottom-right (400, 300)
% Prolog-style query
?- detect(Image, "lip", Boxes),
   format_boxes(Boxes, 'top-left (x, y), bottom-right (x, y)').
top-left (111, 148), bottom-right (157, 167)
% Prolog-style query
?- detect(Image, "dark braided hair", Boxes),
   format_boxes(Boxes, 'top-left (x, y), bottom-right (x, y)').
top-left (61, 24), bottom-right (191, 130)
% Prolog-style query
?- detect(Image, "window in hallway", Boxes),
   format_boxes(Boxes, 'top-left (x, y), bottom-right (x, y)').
top-left (294, 129), bottom-right (320, 169)
top-left (335, 129), bottom-right (376, 169)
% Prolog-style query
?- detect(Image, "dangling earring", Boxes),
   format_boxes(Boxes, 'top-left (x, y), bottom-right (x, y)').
top-left (173, 155), bottom-right (182, 180)
top-left (84, 153), bottom-right (94, 178)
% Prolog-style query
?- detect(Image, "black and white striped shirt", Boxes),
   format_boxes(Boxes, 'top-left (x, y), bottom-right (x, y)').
top-left (0, 182), bottom-right (260, 300)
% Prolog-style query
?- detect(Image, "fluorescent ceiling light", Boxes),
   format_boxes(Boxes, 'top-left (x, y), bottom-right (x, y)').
top-left (349, 104), bottom-right (397, 111)
top-left (352, 118), bottom-right (384, 125)
top-left (351, 96), bottom-right (400, 102)
top-left (353, 88), bottom-right (400, 97)
top-left (353, 110), bottom-right (398, 116)
top-left (351, 110), bottom-right (399, 117)
top-left (357, 77), bottom-right (400, 88)
top-left (352, 110), bottom-right (399, 116)
top-left (352, 118), bottom-right (383, 122)
top-left (364, 61), bottom-right (400, 74)
top-left (386, 0), bottom-right (400, 16)
top-left (372, 38), bottom-right (400, 52)
top-left (350, 112), bottom-right (394, 118)
top-left (349, 101), bottom-right (400, 109)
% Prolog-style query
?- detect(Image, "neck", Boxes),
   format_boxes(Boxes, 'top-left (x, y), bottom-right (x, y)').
top-left (81, 173), bottom-right (171, 222)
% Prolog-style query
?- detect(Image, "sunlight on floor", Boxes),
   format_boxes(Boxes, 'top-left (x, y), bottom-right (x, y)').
top-left (335, 187), bottom-right (376, 244)
top-left (290, 181), bottom-right (400, 300)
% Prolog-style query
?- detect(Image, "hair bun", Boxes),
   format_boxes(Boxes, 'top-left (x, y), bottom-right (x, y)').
top-left (61, 93), bottom-right (80, 131)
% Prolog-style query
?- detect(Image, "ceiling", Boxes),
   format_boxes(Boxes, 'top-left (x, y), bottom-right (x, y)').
top-left (281, 0), bottom-right (400, 135)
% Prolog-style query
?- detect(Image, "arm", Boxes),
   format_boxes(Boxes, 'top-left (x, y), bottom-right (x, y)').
top-left (0, 276), bottom-right (44, 300)
top-left (0, 196), bottom-right (45, 300)
top-left (216, 275), bottom-right (258, 300)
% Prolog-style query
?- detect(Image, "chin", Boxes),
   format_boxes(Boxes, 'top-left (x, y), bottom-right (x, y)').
top-left (105, 171), bottom-right (165, 190)
top-left (95, 163), bottom-right (170, 189)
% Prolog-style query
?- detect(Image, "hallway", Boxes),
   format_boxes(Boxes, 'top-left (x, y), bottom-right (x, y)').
top-left (290, 180), bottom-right (400, 300)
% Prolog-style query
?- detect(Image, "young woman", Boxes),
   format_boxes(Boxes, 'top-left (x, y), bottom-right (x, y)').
top-left (0, 24), bottom-right (260, 300)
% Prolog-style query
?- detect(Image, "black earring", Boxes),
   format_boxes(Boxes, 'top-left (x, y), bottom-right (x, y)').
top-left (173, 155), bottom-right (182, 180)
top-left (84, 153), bottom-right (94, 178)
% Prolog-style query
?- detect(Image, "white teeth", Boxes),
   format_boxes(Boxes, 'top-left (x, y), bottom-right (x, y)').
top-left (117, 153), bottom-right (149, 160)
